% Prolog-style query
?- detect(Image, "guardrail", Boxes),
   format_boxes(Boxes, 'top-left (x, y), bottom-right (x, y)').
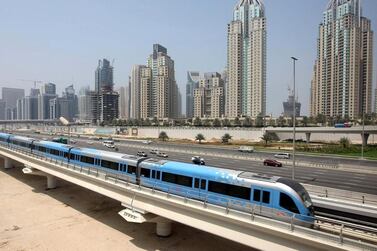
top-left (1, 144), bottom-right (377, 250)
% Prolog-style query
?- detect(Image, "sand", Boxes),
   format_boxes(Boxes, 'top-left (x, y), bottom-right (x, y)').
top-left (0, 163), bottom-right (253, 251)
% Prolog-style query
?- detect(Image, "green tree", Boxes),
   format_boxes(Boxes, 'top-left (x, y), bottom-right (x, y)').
top-left (159, 131), bottom-right (169, 141)
top-left (255, 113), bottom-right (264, 127)
top-left (203, 119), bottom-right (211, 127)
top-left (242, 117), bottom-right (252, 127)
top-left (233, 117), bottom-right (241, 127)
top-left (144, 118), bottom-right (151, 126)
top-left (221, 133), bottom-right (232, 144)
top-left (315, 114), bottom-right (326, 125)
top-left (260, 131), bottom-right (279, 145)
top-left (339, 137), bottom-right (350, 148)
top-left (277, 116), bottom-right (286, 127)
top-left (222, 118), bottom-right (231, 127)
top-left (152, 117), bottom-right (158, 126)
top-left (195, 133), bottom-right (205, 144)
top-left (302, 116), bottom-right (309, 127)
top-left (193, 117), bottom-right (202, 126)
top-left (213, 118), bottom-right (221, 127)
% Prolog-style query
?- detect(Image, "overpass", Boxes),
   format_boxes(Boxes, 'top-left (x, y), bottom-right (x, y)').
top-left (266, 126), bottom-right (377, 146)
top-left (0, 145), bottom-right (376, 250)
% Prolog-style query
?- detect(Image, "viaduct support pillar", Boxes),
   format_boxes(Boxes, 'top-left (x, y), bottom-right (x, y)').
top-left (155, 217), bottom-right (172, 237)
top-left (4, 157), bottom-right (13, 169)
top-left (305, 133), bottom-right (311, 143)
top-left (361, 133), bottom-right (370, 147)
top-left (46, 174), bottom-right (57, 189)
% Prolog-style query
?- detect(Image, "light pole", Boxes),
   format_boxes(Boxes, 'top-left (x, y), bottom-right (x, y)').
top-left (291, 57), bottom-right (298, 180)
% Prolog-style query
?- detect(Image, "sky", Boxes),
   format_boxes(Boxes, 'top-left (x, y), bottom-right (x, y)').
top-left (1, 0), bottom-right (376, 116)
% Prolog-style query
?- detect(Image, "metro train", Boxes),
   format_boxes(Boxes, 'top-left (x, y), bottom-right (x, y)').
top-left (0, 132), bottom-right (315, 226)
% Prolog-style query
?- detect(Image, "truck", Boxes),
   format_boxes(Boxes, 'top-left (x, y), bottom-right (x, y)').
top-left (52, 137), bottom-right (68, 144)
top-left (238, 146), bottom-right (254, 153)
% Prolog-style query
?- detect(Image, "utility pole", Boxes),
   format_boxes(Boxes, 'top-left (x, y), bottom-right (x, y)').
top-left (291, 57), bottom-right (298, 180)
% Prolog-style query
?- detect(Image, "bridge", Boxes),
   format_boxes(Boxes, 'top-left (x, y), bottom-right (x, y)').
top-left (266, 126), bottom-right (377, 146)
top-left (0, 145), bottom-right (376, 250)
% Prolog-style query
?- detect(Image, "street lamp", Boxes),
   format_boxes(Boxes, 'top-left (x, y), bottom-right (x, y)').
top-left (291, 57), bottom-right (298, 180)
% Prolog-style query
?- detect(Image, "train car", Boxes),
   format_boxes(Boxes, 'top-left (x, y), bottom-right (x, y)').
top-left (8, 135), bottom-right (36, 152)
top-left (32, 140), bottom-right (72, 161)
top-left (137, 160), bottom-right (314, 226)
top-left (0, 132), bottom-right (11, 146)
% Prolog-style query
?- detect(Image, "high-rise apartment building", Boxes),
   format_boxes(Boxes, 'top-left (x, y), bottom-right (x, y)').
top-left (118, 85), bottom-right (130, 119)
top-left (61, 85), bottom-right (78, 121)
top-left (283, 88), bottom-right (301, 117)
top-left (310, 0), bottom-right (373, 119)
top-left (226, 0), bottom-right (266, 118)
top-left (186, 71), bottom-right (200, 118)
top-left (193, 72), bottom-right (225, 118)
top-left (78, 86), bottom-right (92, 122)
top-left (130, 44), bottom-right (180, 119)
top-left (0, 100), bottom-right (6, 120)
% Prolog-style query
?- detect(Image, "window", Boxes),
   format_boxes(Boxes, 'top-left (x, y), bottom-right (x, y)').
top-left (152, 170), bottom-right (156, 178)
top-left (156, 171), bottom-right (161, 180)
top-left (262, 191), bottom-right (270, 204)
top-left (279, 193), bottom-right (299, 214)
top-left (127, 165), bottom-right (137, 174)
top-left (140, 168), bottom-right (150, 178)
top-left (70, 153), bottom-right (76, 160)
top-left (194, 178), bottom-right (199, 188)
top-left (49, 149), bottom-right (60, 156)
top-left (253, 189), bottom-right (261, 202)
top-left (80, 155), bottom-right (94, 165)
top-left (64, 152), bottom-right (69, 158)
top-left (200, 179), bottom-right (206, 189)
top-left (38, 146), bottom-right (46, 153)
top-left (162, 172), bottom-right (193, 187)
top-left (208, 181), bottom-right (251, 200)
top-left (101, 160), bottom-right (118, 170)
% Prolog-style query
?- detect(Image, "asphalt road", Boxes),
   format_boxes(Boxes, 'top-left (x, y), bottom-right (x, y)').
top-left (10, 132), bottom-right (377, 195)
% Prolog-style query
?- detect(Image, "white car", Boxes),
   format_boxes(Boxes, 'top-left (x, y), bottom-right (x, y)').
top-left (142, 140), bottom-right (152, 144)
top-left (157, 152), bottom-right (168, 158)
top-left (104, 143), bottom-right (115, 148)
top-left (274, 153), bottom-right (291, 159)
top-left (87, 141), bottom-right (94, 145)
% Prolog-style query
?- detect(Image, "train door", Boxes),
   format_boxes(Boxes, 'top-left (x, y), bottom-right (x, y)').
top-left (252, 187), bottom-right (262, 214)
top-left (193, 178), bottom-right (206, 200)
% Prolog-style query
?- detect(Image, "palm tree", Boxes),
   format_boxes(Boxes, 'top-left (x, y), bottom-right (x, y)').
top-left (193, 117), bottom-right (202, 126)
top-left (159, 131), bottom-right (169, 141)
top-left (213, 118), bottom-right (221, 127)
top-left (221, 133), bottom-right (232, 144)
top-left (195, 133), bottom-right (205, 144)
top-left (233, 117), bottom-right (241, 127)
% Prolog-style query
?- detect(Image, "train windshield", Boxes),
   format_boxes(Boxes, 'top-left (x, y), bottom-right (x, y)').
top-left (277, 178), bottom-right (313, 208)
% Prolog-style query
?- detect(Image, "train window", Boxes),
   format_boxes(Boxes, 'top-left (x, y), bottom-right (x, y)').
top-left (200, 180), bottom-right (206, 190)
top-left (162, 172), bottom-right (193, 187)
top-left (156, 171), bottom-right (161, 180)
top-left (262, 191), bottom-right (270, 204)
top-left (64, 152), bottom-right (68, 158)
top-left (140, 168), bottom-right (151, 178)
top-left (38, 146), bottom-right (46, 152)
top-left (80, 155), bottom-right (94, 165)
top-left (50, 149), bottom-right (60, 156)
top-left (152, 170), bottom-right (156, 179)
top-left (253, 189), bottom-right (261, 202)
top-left (70, 153), bottom-right (76, 160)
top-left (194, 178), bottom-right (199, 188)
top-left (208, 181), bottom-right (251, 200)
top-left (101, 160), bottom-right (118, 170)
top-left (127, 165), bottom-right (137, 174)
top-left (279, 193), bottom-right (299, 214)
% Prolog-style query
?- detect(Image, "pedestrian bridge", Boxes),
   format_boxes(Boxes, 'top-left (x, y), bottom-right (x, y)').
top-left (0, 145), bottom-right (375, 251)
top-left (266, 126), bottom-right (377, 145)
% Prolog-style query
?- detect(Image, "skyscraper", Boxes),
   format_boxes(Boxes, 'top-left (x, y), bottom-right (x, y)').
top-left (2, 87), bottom-right (25, 119)
top-left (130, 65), bottom-right (147, 119)
top-left (38, 83), bottom-right (57, 120)
top-left (226, 0), bottom-right (266, 118)
top-left (95, 59), bottom-right (114, 92)
top-left (62, 85), bottom-right (78, 121)
top-left (92, 58), bottom-right (119, 123)
top-left (310, 0), bottom-right (373, 119)
top-left (186, 71), bottom-right (200, 118)
top-left (283, 87), bottom-right (301, 117)
top-left (118, 85), bottom-right (130, 119)
top-left (78, 86), bottom-right (92, 122)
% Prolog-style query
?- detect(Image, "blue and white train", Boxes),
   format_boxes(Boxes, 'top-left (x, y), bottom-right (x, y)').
top-left (0, 132), bottom-right (315, 226)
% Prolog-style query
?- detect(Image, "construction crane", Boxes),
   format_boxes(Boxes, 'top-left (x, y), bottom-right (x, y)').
top-left (18, 79), bottom-right (43, 89)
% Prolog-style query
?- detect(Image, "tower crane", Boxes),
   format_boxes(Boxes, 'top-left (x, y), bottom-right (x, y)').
top-left (18, 79), bottom-right (43, 88)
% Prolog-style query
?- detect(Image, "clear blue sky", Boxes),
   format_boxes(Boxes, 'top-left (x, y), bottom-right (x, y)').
top-left (1, 0), bottom-right (376, 116)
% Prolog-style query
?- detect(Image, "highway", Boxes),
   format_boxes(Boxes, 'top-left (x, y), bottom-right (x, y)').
top-left (9, 132), bottom-right (377, 195)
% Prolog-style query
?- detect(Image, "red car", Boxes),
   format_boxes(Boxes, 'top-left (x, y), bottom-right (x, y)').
top-left (263, 159), bottom-right (282, 167)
